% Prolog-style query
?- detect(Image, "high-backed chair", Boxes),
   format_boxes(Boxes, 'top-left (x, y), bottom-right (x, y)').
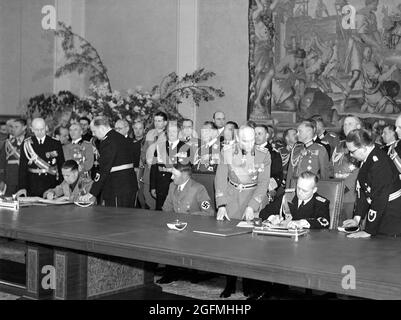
top-left (316, 179), bottom-right (344, 230)
top-left (191, 172), bottom-right (216, 210)
top-left (283, 178), bottom-right (344, 230)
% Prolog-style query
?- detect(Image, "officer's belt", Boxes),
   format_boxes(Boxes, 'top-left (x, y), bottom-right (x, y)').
top-left (7, 160), bottom-right (19, 165)
top-left (229, 179), bottom-right (257, 191)
top-left (110, 163), bottom-right (134, 173)
top-left (389, 189), bottom-right (401, 202)
top-left (28, 168), bottom-right (55, 176)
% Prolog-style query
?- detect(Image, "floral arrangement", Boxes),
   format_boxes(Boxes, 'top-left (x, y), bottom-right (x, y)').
top-left (24, 22), bottom-right (225, 130)
top-left (77, 83), bottom-right (169, 129)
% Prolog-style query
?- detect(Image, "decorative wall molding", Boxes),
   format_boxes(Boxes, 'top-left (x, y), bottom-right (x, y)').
top-left (177, 0), bottom-right (198, 127)
top-left (53, 0), bottom-right (86, 96)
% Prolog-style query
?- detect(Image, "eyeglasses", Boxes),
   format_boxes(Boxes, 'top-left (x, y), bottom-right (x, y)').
top-left (349, 147), bottom-right (361, 155)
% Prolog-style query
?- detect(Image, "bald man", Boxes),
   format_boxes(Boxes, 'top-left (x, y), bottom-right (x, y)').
top-left (18, 118), bottom-right (64, 196)
top-left (115, 119), bottom-right (130, 138)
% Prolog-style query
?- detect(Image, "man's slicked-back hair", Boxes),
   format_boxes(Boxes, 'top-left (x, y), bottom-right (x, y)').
top-left (300, 120), bottom-right (316, 133)
top-left (203, 121), bottom-right (218, 130)
top-left (154, 111), bottom-right (168, 122)
top-left (14, 118), bottom-right (27, 126)
top-left (92, 116), bottom-right (110, 128)
top-left (174, 162), bottom-right (192, 175)
top-left (255, 124), bottom-right (268, 133)
top-left (79, 116), bottom-right (91, 124)
top-left (62, 159), bottom-right (79, 171)
top-left (346, 129), bottom-right (373, 148)
top-left (298, 171), bottom-right (318, 185)
top-left (226, 121), bottom-right (239, 129)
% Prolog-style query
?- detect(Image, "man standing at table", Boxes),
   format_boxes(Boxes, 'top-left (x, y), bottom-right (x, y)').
top-left (63, 123), bottom-right (94, 178)
top-left (18, 118), bottom-right (64, 196)
top-left (0, 119), bottom-right (27, 196)
top-left (343, 129), bottom-right (401, 238)
top-left (215, 125), bottom-right (271, 298)
top-left (79, 116), bottom-right (137, 208)
top-left (286, 120), bottom-right (331, 188)
top-left (215, 125), bottom-right (271, 221)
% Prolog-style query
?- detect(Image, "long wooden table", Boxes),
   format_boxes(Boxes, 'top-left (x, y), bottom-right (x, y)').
top-left (0, 205), bottom-right (401, 300)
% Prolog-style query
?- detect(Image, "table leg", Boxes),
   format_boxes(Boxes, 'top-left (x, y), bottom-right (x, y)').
top-left (25, 243), bottom-right (54, 300)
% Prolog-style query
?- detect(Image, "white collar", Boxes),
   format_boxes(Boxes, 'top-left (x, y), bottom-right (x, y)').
top-left (386, 140), bottom-right (397, 147)
top-left (37, 136), bottom-right (46, 144)
top-left (218, 127), bottom-right (224, 135)
top-left (169, 140), bottom-right (180, 150)
top-left (298, 195), bottom-right (314, 207)
top-left (259, 142), bottom-right (268, 149)
top-left (304, 139), bottom-right (314, 148)
top-left (72, 138), bottom-right (82, 144)
top-left (362, 145), bottom-right (375, 165)
top-left (178, 178), bottom-right (190, 191)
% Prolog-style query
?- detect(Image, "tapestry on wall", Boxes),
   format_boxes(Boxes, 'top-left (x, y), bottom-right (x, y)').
top-left (248, 0), bottom-right (401, 125)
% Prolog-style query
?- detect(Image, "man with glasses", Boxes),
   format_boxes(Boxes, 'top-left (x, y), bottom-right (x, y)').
top-left (18, 118), bottom-right (64, 196)
top-left (342, 129), bottom-right (401, 238)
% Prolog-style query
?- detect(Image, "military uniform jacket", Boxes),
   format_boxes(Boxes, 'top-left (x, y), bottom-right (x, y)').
top-left (44, 175), bottom-right (93, 202)
top-left (215, 144), bottom-right (271, 219)
top-left (162, 178), bottom-right (214, 216)
top-left (354, 146), bottom-right (401, 236)
top-left (133, 137), bottom-right (145, 168)
top-left (193, 138), bottom-right (222, 173)
top-left (149, 140), bottom-right (190, 190)
top-left (63, 139), bottom-right (94, 174)
top-left (286, 141), bottom-right (331, 188)
top-left (316, 131), bottom-right (339, 158)
top-left (382, 140), bottom-right (401, 174)
top-left (90, 130), bottom-right (138, 199)
top-left (313, 136), bottom-right (331, 158)
top-left (332, 140), bottom-right (360, 202)
top-left (0, 135), bottom-right (25, 193)
top-left (260, 142), bottom-right (283, 188)
top-left (287, 193), bottom-right (330, 229)
top-left (18, 136), bottom-right (64, 196)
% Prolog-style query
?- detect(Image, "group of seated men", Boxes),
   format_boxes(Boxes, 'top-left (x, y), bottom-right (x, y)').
top-left (1, 110), bottom-right (401, 299)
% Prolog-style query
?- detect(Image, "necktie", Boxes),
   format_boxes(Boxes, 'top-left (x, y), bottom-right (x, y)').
top-left (299, 201), bottom-right (305, 209)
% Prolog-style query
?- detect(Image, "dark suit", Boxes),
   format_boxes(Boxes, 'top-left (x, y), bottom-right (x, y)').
top-left (133, 137), bottom-right (144, 168)
top-left (18, 136), bottom-right (64, 196)
top-left (260, 192), bottom-right (330, 229)
top-left (90, 129), bottom-right (138, 208)
top-left (150, 140), bottom-right (190, 210)
top-left (354, 146), bottom-right (401, 236)
top-left (287, 193), bottom-right (330, 229)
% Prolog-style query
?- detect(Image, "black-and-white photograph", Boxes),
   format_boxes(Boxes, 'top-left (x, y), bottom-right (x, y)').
top-left (0, 0), bottom-right (401, 307)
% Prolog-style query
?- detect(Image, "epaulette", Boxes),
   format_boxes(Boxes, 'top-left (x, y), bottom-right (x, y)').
top-left (320, 140), bottom-right (329, 145)
top-left (373, 155), bottom-right (378, 162)
top-left (256, 145), bottom-right (268, 153)
top-left (316, 196), bottom-right (327, 203)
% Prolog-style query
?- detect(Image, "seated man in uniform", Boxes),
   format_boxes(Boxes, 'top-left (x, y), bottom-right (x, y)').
top-left (162, 162), bottom-right (214, 216)
top-left (157, 162), bottom-right (214, 284)
top-left (262, 171), bottom-right (330, 229)
top-left (43, 160), bottom-right (94, 203)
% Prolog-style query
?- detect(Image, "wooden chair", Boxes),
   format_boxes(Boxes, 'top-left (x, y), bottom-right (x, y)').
top-left (316, 179), bottom-right (344, 230)
top-left (191, 172), bottom-right (216, 210)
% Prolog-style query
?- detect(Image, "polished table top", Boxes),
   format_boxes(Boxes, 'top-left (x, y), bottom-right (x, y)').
top-left (0, 205), bottom-right (400, 299)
